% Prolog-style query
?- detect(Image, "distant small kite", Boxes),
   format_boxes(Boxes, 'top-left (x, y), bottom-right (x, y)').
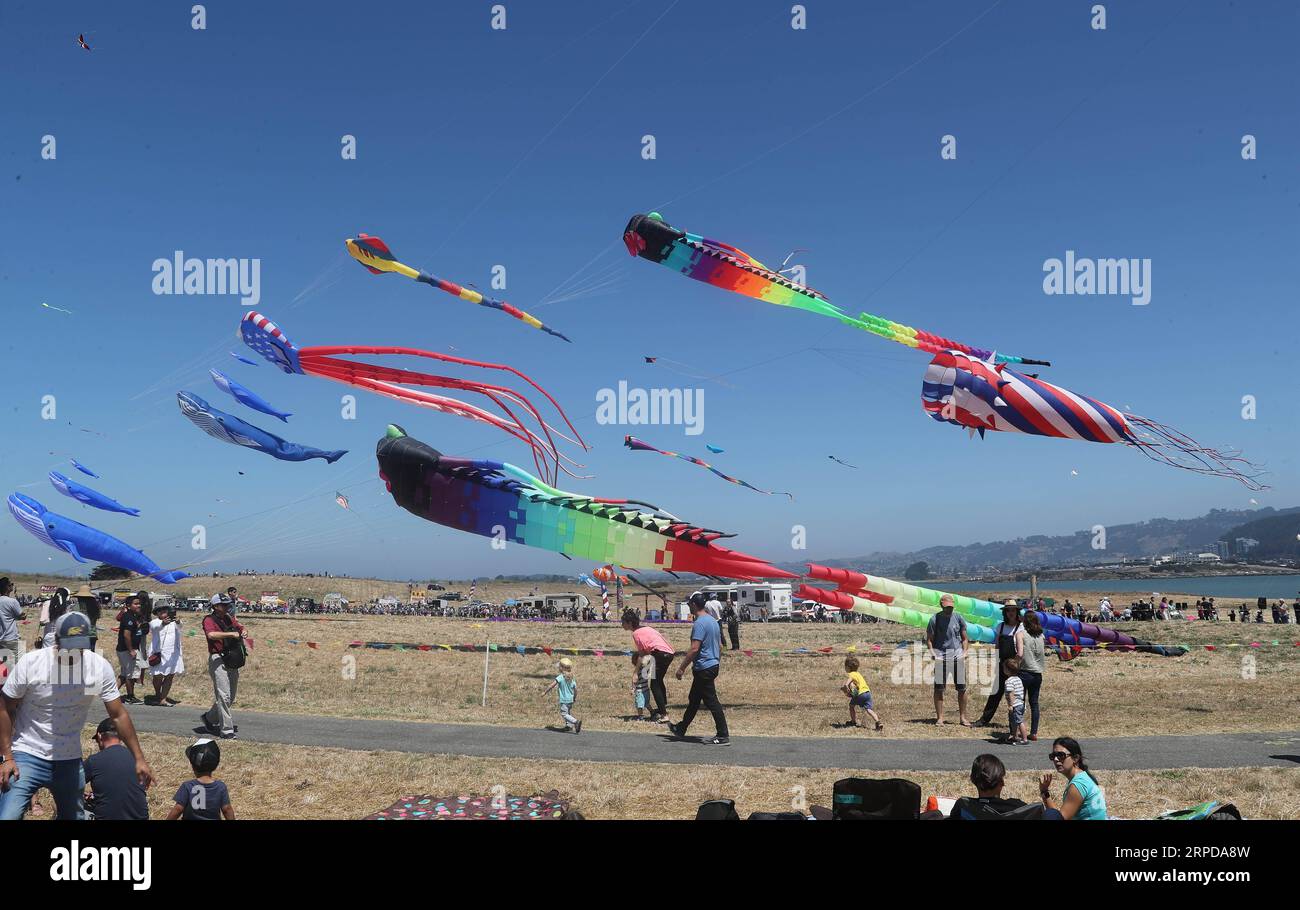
top-left (72, 459), bottom-right (99, 478)
top-left (625, 435), bottom-right (793, 500)
top-left (230, 352), bottom-right (260, 367)
top-left (77, 34), bottom-right (91, 51)
top-left (705, 444), bottom-right (725, 454)
top-left (828, 456), bottom-right (858, 469)
top-left (41, 302), bottom-right (73, 315)
top-left (335, 492), bottom-right (351, 511)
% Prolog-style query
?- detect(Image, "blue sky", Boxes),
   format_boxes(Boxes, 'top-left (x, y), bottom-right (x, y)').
top-left (2, 0), bottom-right (1296, 580)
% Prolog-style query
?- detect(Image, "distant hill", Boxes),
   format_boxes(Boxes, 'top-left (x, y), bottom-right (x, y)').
top-left (791, 507), bottom-right (1300, 576)
top-left (1219, 511), bottom-right (1300, 560)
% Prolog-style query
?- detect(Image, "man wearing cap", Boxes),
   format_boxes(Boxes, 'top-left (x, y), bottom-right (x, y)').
top-left (974, 600), bottom-right (1025, 728)
top-left (0, 578), bottom-right (24, 661)
top-left (0, 611), bottom-right (154, 820)
top-left (926, 594), bottom-right (971, 726)
top-left (201, 595), bottom-right (246, 740)
top-left (667, 593), bottom-right (729, 745)
top-left (82, 717), bottom-right (149, 820)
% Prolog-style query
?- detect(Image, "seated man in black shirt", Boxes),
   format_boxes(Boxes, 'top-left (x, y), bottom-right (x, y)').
top-left (949, 754), bottom-right (1034, 819)
top-left (83, 718), bottom-right (150, 820)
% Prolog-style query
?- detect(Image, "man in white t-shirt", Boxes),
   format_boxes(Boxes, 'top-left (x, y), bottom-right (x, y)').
top-left (0, 612), bottom-right (154, 820)
top-left (704, 595), bottom-right (723, 624)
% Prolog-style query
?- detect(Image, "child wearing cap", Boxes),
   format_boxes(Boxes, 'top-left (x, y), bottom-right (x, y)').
top-left (166, 739), bottom-right (236, 820)
top-left (1002, 656), bottom-right (1028, 744)
top-left (541, 658), bottom-right (581, 733)
top-left (840, 656), bottom-right (884, 731)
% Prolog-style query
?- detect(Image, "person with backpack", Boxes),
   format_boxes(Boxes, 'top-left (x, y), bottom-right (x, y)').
top-left (200, 595), bottom-right (246, 740)
top-left (974, 601), bottom-right (1024, 728)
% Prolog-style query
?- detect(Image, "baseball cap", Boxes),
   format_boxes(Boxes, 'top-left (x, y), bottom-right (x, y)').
top-left (95, 717), bottom-right (119, 738)
top-left (55, 611), bottom-right (96, 649)
top-left (939, 594), bottom-right (954, 606)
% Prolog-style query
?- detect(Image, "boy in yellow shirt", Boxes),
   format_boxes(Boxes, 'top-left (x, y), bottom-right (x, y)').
top-left (841, 656), bottom-right (884, 731)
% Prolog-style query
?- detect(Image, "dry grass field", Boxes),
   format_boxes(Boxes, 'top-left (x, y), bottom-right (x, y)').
top-left (7, 573), bottom-right (1298, 820)
top-left (34, 732), bottom-right (1294, 820)
top-left (26, 607), bottom-right (1289, 741)
top-left (5, 574), bottom-right (1296, 739)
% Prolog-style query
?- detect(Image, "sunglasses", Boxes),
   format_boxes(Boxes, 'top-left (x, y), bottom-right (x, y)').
top-left (1049, 752), bottom-right (1071, 762)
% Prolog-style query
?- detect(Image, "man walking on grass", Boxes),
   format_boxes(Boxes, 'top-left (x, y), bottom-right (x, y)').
top-left (668, 593), bottom-right (729, 745)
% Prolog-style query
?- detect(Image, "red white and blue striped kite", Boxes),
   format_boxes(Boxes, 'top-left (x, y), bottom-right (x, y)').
top-left (922, 349), bottom-right (1265, 489)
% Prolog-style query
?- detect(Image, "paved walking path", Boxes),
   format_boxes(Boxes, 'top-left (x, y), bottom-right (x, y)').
top-left (123, 706), bottom-right (1300, 771)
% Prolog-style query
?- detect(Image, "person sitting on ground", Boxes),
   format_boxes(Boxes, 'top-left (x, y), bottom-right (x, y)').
top-left (1002, 656), bottom-right (1027, 744)
top-left (1040, 736), bottom-right (1107, 820)
top-left (167, 738), bottom-right (235, 820)
top-left (83, 717), bottom-right (149, 820)
top-left (840, 656), bottom-right (883, 731)
top-left (949, 754), bottom-right (1028, 819)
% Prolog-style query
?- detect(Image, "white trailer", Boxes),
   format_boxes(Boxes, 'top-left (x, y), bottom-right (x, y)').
top-left (679, 583), bottom-right (794, 621)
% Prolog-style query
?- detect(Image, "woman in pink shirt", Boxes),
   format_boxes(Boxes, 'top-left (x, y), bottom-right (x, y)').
top-left (622, 609), bottom-right (675, 721)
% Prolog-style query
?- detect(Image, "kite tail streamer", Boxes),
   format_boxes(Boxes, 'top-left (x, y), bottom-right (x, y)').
top-left (1126, 415), bottom-right (1268, 491)
top-left (299, 344), bottom-right (586, 450)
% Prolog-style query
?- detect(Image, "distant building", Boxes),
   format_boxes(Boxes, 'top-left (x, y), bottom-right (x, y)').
top-left (1216, 540), bottom-right (1231, 560)
top-left (1194, 553), bottom-right (1220, 564)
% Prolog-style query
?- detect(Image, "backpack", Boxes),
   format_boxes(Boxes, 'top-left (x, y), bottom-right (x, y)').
top-left (695, 799), bottom-right (740, 820)
top-left (832, 777), bottom-right (921, 820)
top-left (210, 613), bottom-right (246, 669)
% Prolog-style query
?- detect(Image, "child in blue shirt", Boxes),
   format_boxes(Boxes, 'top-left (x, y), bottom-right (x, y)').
top-left (542, 657), bottom-right (582, 733)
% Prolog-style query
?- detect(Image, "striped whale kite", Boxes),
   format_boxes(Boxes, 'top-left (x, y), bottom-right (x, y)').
top-left (922, 350), bottom-right (1265, 489)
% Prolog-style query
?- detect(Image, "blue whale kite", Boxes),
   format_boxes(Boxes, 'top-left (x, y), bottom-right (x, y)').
top-left (48, 471), bottom-right (140, 516)
top-left (209, 368), bottom-right (293, 422)
top-left (7, 493), bottom-right (189, 583)
top-left (176, 391), bottom-right (345, 463)
top-left (72, 459), bottom-right (99, 478)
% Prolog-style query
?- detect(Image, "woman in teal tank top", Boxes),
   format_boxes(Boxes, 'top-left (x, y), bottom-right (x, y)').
top-left (1040, 736), bottom-right (1108, 820)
